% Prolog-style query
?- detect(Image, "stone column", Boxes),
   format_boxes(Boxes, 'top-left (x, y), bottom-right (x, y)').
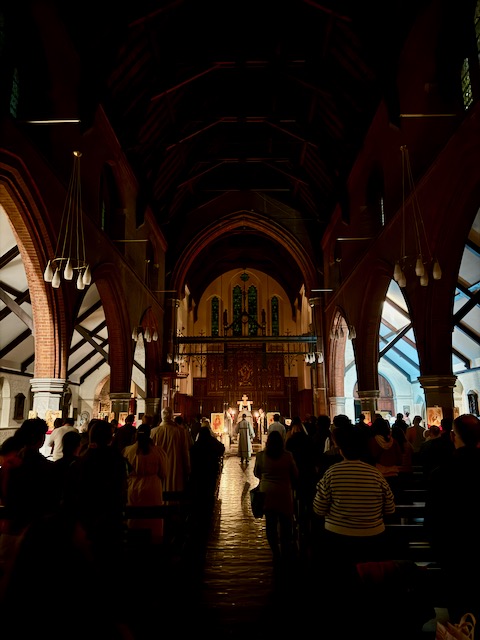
top-left (308, 297), bottom-right (328, 416)
top-left (110, 392), bottom-right (132, 419)
top-left (145, 397), bottom-right (162, 416)
top-left (30, 378), bottom-right (66, 422)
top-left (329, 396), bottom-right (346, 418)
top-left (418, 374), bottom-right (457, 422)
top-left (357, 389), bottom-right (380, 422)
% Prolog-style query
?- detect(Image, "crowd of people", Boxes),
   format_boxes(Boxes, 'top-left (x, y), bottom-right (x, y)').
top-left (0, 408), bottom-right (225, 638)
top-left (250, 410), bottom-right (480, 638)
top-left (0, 407), bottom-right (479, 639)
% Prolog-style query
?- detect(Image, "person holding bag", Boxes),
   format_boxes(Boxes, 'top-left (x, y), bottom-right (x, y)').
top-left (253, 430), bottom-right (299, 566)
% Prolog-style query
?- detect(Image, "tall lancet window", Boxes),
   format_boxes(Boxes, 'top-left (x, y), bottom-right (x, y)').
top-left (248, 285), bottom-right (258, 336)
top-left (233, 285), bottom-right (242, 336)
top-left (211, 296), bottom-right (219, 336)
top-left (271, 297), bottom-right (279, 336)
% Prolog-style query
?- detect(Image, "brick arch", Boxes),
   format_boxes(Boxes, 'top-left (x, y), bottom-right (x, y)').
top-left (170, 210), bottom-right (318, 295)
top-left (328, 309), bottom-right (349, 399)
top-left (354, 261), bottom-right (393, 393)
top-left (140, 307), bottom-right (163, 398)
top-left (0, 153), bottom-right (68, 379)
top-left (93, 263), bottom-right (132, 393)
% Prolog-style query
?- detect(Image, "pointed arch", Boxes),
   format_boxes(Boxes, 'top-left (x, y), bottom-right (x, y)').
top-left (0, 151), bottom-right (68, 378)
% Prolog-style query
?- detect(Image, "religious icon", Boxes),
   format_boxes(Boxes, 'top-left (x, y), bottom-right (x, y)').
top-left (427, 406), bottom-right (443, 427)
top-left (45, 409), bottom-right (62, 430)
top-left (211, 413), bottom-right (224, 434)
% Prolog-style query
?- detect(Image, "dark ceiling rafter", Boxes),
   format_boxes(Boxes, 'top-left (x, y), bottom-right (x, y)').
top-left (0, 328), bottom-right (31, 360)
top-left (0, 245), bottom-right (20, 269)
top-left (0, 287), bottom-right (31, 322)
top-left (59, 0), bottom-right (424, 304)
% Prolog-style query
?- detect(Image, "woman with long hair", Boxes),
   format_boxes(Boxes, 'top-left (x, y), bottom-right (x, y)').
top-left (253, 430), bottom-right (299, 565)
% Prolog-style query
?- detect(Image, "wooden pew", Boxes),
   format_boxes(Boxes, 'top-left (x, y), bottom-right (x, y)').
top-left (385, 503), bottom-right (425, 524)
top-left (384, 522), bottom-right (436, 563)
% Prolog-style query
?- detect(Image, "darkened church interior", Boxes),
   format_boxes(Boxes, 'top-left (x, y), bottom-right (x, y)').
top-left (1, 1), bottom-right (480, 639)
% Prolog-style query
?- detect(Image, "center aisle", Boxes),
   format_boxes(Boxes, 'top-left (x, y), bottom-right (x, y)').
top-left (184, 441), bottom-right (314, 640)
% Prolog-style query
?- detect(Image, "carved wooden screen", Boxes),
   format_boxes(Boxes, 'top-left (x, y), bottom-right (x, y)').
top-left (205, 344), bottom-right (286, 410)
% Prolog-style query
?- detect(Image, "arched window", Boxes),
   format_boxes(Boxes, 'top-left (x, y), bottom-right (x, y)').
top-left (233, 286), bottom-right (242, 336)
top-left (13, 392), bottom-right (25, 421)
top-left (211, 296), bottom-right (219, 337)
top-left (271, 297), bottom-right (279, 336)
top-left (467, 390), bottom-right (479, 416)
top-left (248, 285), bottom-right (258, 336)
top-left (461, 1), bottom-right (480, 109)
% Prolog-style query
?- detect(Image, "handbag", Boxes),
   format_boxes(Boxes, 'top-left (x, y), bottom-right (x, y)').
top-left (249, 484), bottom-right (265, 518)
top-left (436, 613), bottom-right (476, 640)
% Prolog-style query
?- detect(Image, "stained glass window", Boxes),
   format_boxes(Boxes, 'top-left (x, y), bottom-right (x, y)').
top-left (233, 285), bottom-right (242, 336)
top-left (248, 285), bottom-right (257, 336)
top-left (271, 297), bottom-right (279, 336)
top-left (211, 296), bottom-right (219, 336)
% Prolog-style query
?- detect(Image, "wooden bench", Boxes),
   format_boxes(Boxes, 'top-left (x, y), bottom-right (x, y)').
top-left (384, 523), bottom-right (436, 562)
top-left (385, 503), bottom-right (425, 524)
top-left (399, 487), bottom-right (427, 503)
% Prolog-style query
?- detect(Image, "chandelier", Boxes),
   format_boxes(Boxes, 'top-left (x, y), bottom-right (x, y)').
top-left (394, 146), bottom-right (441, 287)
top-left (305, 351), bottom-right (324, 365)
top-left (43, 151), bottom-right (91, 289)
top-left (131, 325), bottom-right (158, 342)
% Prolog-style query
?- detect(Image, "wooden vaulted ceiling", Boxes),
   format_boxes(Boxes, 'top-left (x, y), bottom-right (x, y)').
top-left (53, 0), bottom-right (424, 304)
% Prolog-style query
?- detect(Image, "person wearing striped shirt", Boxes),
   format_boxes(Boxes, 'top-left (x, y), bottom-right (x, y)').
top-left (312, 423), bottom-right (395, 585)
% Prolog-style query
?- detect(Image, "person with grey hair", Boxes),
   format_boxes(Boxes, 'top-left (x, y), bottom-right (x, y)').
top-left (424, 414), bottom-right (480, 628)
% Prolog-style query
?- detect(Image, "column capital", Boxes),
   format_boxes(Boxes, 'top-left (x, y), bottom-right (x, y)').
top-left (109, 392), bottom-right (132, 401)
top-left (30, 378), bottom-right (67, 394)
top-left (357, 389), bottom-right (380, 400)
top-left (418, 375), bottom-right (457, 390)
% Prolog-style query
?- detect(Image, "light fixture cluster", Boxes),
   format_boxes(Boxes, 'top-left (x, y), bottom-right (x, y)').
top-left (132, 326), bottom-right (158, 342)
top-left (394, 146), bottom-right (442, 288)
top-left (43, 151), bottom-right (91, 290)
top-left (167, 353), bottom-right (186, 365)
top-left (305, 351), bottom-right (324, 364)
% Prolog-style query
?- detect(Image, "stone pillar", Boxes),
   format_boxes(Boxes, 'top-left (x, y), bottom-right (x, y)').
top-left (418, 374), bottom-right (457, 422)
top-left (145, 397), bottom-right (162, 416)
top-left (110, 392), bottom-right (132, 419)
top-left (357, 389), bottom-right (380, 422)
top-left (308, 297), bottom-right (328, 417)
top-left (30, 378), bottom-right (66, 422)
top-left (161, 375), bottom-right (173, 411)
top-left (329, 396), bottom-right (346, 418)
